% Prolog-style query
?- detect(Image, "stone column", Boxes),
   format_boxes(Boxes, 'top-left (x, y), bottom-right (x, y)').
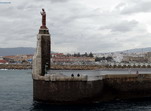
top-left (32, 28), bottom-right (51, 78)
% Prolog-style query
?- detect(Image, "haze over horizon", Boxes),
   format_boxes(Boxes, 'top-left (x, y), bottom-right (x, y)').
top-left (1, 0), bottom-right (151, 53)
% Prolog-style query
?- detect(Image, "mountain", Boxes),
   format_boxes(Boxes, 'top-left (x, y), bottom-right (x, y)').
top-left (0, 47), bottom-right (36, 56)
top-left (94, 47), bottom-right (151, 57)
top-left (1, 47), bottom-right (151, 56)
top-left (118, 47), bottom-right (151, 53)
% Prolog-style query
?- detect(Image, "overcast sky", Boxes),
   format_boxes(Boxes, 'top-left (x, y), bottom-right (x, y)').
top-left (1, 0), bottom-right (151, 53)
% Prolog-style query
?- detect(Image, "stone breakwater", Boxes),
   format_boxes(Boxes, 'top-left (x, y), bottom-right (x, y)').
top-left (51, 65), bottom-right (105, 70)
top-left (0, 64), bottom-right (105, 70)
top-left (0, 64), bottom-right (32, 69)
top-left (0, 64), bottom-right (104, 70)
top-left (1, 64), bottom-right (151, 70)
top-left (33, 73), bottom-right (151, 104)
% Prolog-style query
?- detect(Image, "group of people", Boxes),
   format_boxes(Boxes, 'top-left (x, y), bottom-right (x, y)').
top-left (71, 73), bottom-right (80, 77)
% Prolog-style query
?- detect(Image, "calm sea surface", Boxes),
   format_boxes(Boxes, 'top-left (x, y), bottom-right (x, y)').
top-left (0, 69), bottom-right (151, 111)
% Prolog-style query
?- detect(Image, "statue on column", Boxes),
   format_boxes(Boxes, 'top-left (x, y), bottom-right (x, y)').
top-left (40, 8), bottom-right (47, 29)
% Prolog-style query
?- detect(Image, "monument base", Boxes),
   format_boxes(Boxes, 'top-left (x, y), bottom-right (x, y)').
top-left (32, 28), bottom-right (50, 76)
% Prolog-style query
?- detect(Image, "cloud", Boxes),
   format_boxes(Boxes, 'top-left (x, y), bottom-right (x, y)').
top-left (100, 20), bottom-right (138, 32)
top-left (50, 0), bottom-right (69, 3)
top-left (120, 1), bottom-right (151, 14)
top-left (0, 0), bottom-right (151, 53)
top-left (33, 0), bottom-right (69, 3)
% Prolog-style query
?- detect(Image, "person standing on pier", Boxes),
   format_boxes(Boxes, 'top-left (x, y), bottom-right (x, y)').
top-left (136, 70), bottom-right (139, 74)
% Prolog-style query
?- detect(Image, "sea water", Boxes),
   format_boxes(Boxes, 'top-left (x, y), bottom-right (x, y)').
top-left (0, 69), bottom-right (151, 111)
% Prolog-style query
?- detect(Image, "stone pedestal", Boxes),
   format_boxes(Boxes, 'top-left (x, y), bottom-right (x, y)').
top-left (32, 28), bottom-right (51, 77)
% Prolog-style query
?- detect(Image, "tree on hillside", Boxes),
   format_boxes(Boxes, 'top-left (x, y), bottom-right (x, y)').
top-left (67, 53), bottom-right (72, 57)
top-left (95, 57), bottom-right (101, 62)
top-left (77, 52), bottom-right (81, 57)
top-left (89, 52), bottom-right (93, 57)
top-left (73, 53), bottom-right (77, 57)
top-left (84, 52), bottom-right (88, 57)
top-left (106, 56), bottom-right (113, 61)
top-left (101, 57), bottom-right (106, 60)
top-left (73, 52), bottom-right (81, 57)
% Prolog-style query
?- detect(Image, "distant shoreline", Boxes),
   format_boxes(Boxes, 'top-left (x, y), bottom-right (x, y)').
top-left (0, 64), bottom-right (151, 70)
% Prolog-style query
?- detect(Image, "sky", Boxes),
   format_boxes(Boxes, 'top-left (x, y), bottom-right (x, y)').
top-left (1, 0), bottom-right (151, 53)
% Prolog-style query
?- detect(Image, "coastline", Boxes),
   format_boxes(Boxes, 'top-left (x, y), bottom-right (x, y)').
top-left (0, 64), bottom-right (151, 70)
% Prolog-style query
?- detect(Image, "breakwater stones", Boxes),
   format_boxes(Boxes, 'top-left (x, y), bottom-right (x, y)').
top-left (1, 64), bottom-right (151, 70)
top-left (0, 64), bottom-right (31, 69)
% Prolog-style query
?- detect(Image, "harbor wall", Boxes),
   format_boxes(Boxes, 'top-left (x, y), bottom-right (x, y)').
top-left (33, 79), bottom-right (104, 104)
top-left (0, 64), bottom-right (31, 69)
top-left (33, 74), bottom-right (151, 104)
top-left (1, 64), bottom-right (151, 70)
top-left (102, 74), bottom-right (151, 100)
